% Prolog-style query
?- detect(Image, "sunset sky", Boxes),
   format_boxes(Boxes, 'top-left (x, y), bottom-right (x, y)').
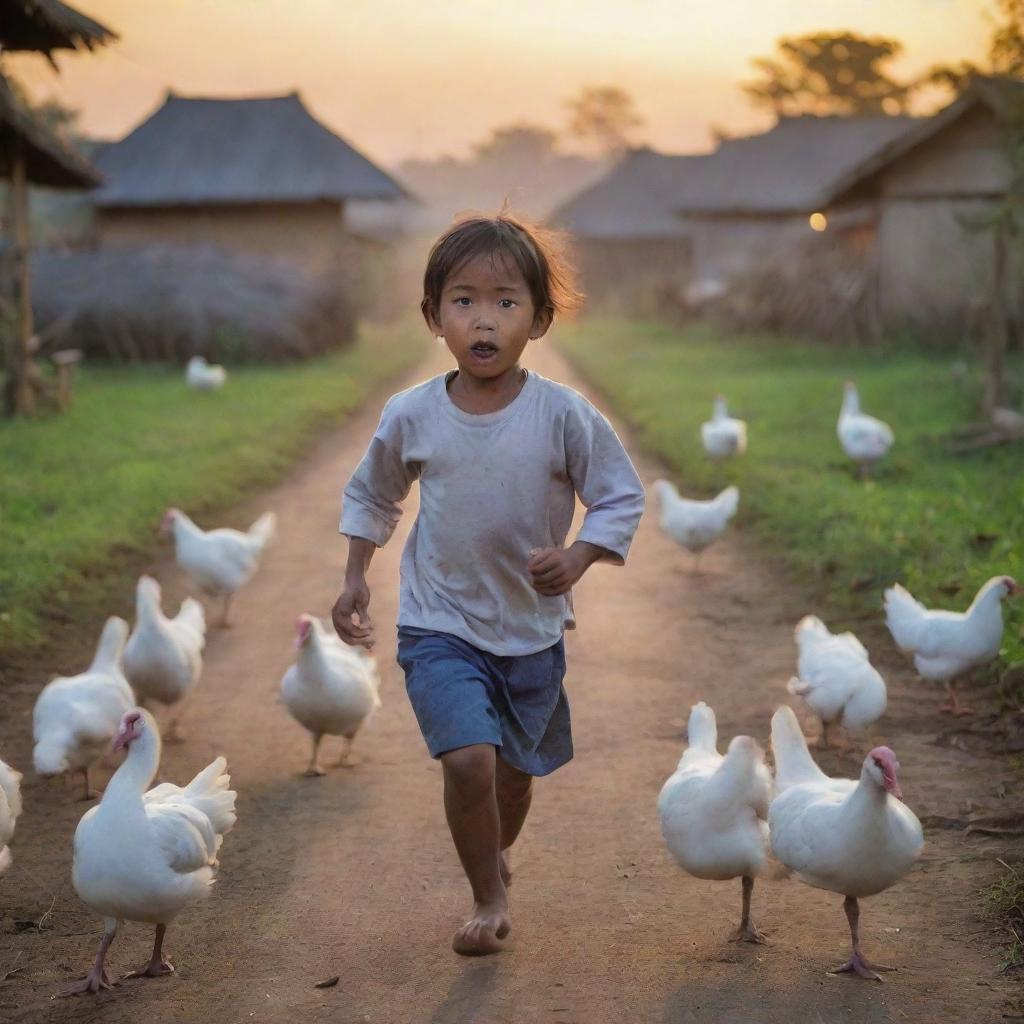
top-left (6, 0), bottom-right (991, 167)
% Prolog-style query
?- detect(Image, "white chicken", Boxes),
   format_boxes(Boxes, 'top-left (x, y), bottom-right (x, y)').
top-left (281, 614), bottom-right (382, 776)
top-left (185, 356), bottom-right (226, 391)
top-left (787, 615), bottom-right (887, 747)
top-left (700, 396), bottom-right (747, 462)
top-left (123, 576), bottom-right (206, 741)
top-left (769, 706), bottom-right (923, 980)
top-left (33, 616), bottom-right (136, 800)
top-left (63, 708), bottom-right (236, 996)
top-left (0, 757), bottom-right (23, 877)
top-left (884, 576), bottom-right (1020, 715)
top-left (838, 381), bottom-right (894, 480)
top-left (161, 507), bottom-right (276, 626)
top-left (658, 702), bottom-right (771, 942)
top-left (651, 480), bottom-right (739, 570)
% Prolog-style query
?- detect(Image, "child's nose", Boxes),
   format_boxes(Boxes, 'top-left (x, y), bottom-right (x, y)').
top-left (473, 315), bottom-right (496, 331)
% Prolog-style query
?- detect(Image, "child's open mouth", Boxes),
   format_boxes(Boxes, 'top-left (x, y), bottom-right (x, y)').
top-left (470, 342), bottom-right (498, 360)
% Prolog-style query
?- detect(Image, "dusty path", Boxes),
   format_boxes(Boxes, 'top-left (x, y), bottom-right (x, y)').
top-left (0, 338), bottom-right (1020, 1023)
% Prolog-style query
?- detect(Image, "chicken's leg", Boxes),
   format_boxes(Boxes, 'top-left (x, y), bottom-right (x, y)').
top-left (79, 766), bottom-right (99, 801)
top-left (304, 734), bottom-right (325, 777)
top-left (220, 593), bottom-right (233, 628)
top-left (728, 875), bottom-right (767, 943)
top-left (124, 923), bottom-right (174, 979)
top-left (939, 679), bottom-right (975, 716)
top-left (60, 924), bottom-right (117, 996)
top-left (830, 896), bottom-right (894, 980)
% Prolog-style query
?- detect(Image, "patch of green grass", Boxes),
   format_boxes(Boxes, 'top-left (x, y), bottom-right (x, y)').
top-left (0, 321), bottom-right (425, 653)
top-left (557, 318), bottom-right (1024, 669)
top-left (982, 859), bottom-right (1024, 972)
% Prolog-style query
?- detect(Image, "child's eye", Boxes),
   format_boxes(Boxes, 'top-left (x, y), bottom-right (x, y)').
top-left (454, 297), bottom-right (471, 307)
top-left (499, 299), bottom-right (516, 309)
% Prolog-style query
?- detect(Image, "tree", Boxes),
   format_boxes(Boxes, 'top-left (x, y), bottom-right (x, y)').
top-left (743, 33), bottom-right (911, 117)
top-left (473, 123), bottom-right (560, 165)
top-left (565, 85), bottom-right (644, 155)
top-left (926, 0), bottom-right (1024, 93)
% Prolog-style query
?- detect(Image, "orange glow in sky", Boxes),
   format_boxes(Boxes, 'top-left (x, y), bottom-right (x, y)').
top-left (6, 0), bottom-right (990, 167)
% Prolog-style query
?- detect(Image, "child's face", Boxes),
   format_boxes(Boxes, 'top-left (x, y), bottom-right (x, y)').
top-left (425, 251), bottom-right (552, 385)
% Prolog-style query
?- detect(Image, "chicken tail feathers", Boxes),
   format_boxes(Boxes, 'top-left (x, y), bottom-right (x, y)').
top-left (686, 701), bottom-right (718, 755)
top-left (883, 584), bottom-right (925, 652)
top-left (175, 597), bottom-right (207, 641)
top-left (713, 486), bottom-right (740, 520)
top-left (771, 705), bottom-right (828, 792)
top-left (183, 756), bottom-right (237, 836)
top-left (247, 512), bottom-right (277, 551)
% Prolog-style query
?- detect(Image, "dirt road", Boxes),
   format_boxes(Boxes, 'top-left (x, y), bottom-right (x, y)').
top-left (0, 339), bottom-right (1019, 1023)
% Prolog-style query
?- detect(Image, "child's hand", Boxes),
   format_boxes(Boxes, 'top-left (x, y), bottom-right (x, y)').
top-left (527, 543), bottom-right (602, 597)
top-left (331, 578), bottom-right (375, 649)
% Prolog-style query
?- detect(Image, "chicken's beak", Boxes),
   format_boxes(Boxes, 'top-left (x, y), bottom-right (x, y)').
top-left (1009, 582), bottom-right (1023, 598)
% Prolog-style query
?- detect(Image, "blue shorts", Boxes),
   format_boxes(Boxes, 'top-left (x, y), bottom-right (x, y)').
top-left (396, 627), bottom-right (572, 777)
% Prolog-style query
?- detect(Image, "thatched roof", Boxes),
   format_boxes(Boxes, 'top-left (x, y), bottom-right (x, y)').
top-left (675, 115), bottom-right (918, 216)
top-left (551, 148), bottom-right (711, 239)
top-left (826, 77), bottom-right (1024, 206)
top-left (0, 71), bottom-right (100, 188)
top-left (0, 0), bottom-right (116, 64)
top-left (94, 93), bottom-right (408, 208)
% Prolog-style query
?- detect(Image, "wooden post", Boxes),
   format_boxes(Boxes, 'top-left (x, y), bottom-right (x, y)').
top-left (984, 217), bottom-right (1010, 418)
top-left (10, 142), bottom-right (36, 416)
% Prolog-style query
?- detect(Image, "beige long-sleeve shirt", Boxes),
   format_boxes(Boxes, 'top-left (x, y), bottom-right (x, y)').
top-left (340, 369), bottom-right (645, 656)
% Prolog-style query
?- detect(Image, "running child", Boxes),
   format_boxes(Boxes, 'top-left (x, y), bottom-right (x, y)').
top-left (332, 213), bottom-right (645, 956)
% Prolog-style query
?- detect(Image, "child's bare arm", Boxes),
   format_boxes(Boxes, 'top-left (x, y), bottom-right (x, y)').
top-left (332, 536), bottom-right (377, 648)
top-left (527, 541), bottom-right (606, 597)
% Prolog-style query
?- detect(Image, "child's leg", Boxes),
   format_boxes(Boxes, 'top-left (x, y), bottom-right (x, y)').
top-left (495, 756), bottom-right (533, 885)
top-left (440, 743), bottom-right (511, 956)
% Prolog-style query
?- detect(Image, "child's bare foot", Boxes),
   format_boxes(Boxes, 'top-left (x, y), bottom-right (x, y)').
top-left (452, 900), bottom-right (511, 957)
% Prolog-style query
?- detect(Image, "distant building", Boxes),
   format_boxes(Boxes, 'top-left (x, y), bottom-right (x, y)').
top-left (672, 115), bottom-right (916, 286)
top-left (93, 92), bottom-right (411, 271)
top-left (550, 148), bottom-right (708, 301)
top-left (826, 77), bottom-right (1024, 336)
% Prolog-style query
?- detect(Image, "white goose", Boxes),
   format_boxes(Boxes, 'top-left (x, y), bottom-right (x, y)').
top-left (63, 708), bottom-right (236, 996)
top-left (657, 702), bottom-right (771, 942)
top-left (769, 706), bottom-right (923, 980)
top-left (884, 576), bottom-right (1020, 715)
top-left (123, 576), bottom-right (206, 740)
top-left (787, 615), bottom-right (887, 746)
top-left (185, 356), bottom-right (226, 391)
top-left (838, 381), bottom-right (893, 479)
top-left (33, 617), bottom-right (135, 800)
top-left (161, 508), bottom-right (276, 626)
top-left (0, 757), bottom-right (23, 877)
top-left (281, 614), bottom-right (381, 776)
top-left (651, 480), bottom-right (739, 571)
top-left (700, 396), bottom-right (747, 462)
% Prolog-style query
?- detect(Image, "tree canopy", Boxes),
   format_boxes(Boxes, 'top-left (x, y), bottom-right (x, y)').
top-left (565, 85), bottom-right (644, 154)
top-left (743, 32), bottom-right (911, 117)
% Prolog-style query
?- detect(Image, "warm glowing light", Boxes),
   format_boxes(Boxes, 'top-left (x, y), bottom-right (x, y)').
top-left (809, 212), bottom-right (828, 232)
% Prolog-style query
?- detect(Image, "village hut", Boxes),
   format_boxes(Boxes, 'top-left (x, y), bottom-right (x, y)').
top-left (673, 115), bottom-right (917, 287)
top-left (92, 92), bottom-right (410, 272)
top-left (0, 71), bottom-right (100, 414)
top-left (0, 0), bottom-right (116, 65)
top-left (550, 148), bottom-right (709, 305)
top-left (824, 77), bottom-right (1024, 340)
top-left (0, 0), bottom-right (114, 416)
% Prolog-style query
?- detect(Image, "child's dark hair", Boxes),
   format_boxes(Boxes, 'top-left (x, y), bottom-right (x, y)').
top-left (421, 212), bottom-right (583, 325)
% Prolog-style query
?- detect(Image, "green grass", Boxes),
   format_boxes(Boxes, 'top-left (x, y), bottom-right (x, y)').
top-left (557, 318), bottom-right (1024, 672)
top-left (982, 858), bottom-right (1024, 972)
top-left (0, 321), bottom-right (425, 653)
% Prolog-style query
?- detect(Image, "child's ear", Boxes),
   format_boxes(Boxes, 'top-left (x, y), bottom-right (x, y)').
top-left (530, 306), bottom-right (554, 341)
top-left (421, 300), bottom-right (442, 337)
